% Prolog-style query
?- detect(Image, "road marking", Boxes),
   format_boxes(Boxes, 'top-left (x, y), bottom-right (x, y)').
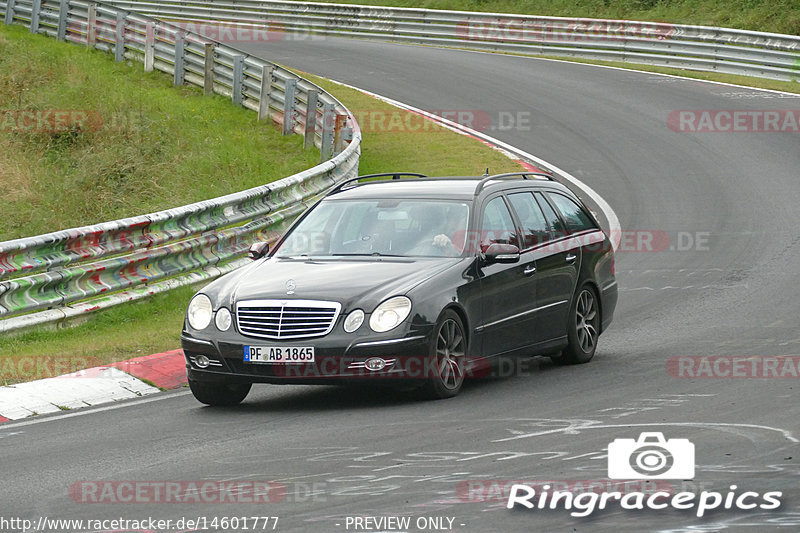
top-left (493, 420), bottom-right (798, 443)
top-left (426, 44), bottom-right (800, 98)
top-left (0, 390), bottom-right (190, 430)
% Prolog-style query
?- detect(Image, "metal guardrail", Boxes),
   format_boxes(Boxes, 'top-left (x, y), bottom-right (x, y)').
top-left (0, 0), bottom-right (361, 332)
top-left (99, 0), bottom-right (800, 82)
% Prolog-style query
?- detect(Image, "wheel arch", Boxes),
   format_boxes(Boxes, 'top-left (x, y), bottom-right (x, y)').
top-left (441, 302), bottom-right (471, 349)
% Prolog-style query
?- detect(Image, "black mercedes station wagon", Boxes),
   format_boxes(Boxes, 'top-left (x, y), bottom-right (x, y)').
top-left (182, 172), bottom-right (618, 404)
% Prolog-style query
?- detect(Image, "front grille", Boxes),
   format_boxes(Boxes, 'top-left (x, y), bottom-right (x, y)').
top-left (236, 299), bottom-right (341, 340)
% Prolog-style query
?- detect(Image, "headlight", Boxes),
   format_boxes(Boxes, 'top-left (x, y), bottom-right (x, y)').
top-left (343, 309), bottom-right (365, 333)
top-left (369, 296), bottom-right (412, 333)
top-left (215, 307), bottom-right (232, 331)
top-left (187, 294), bottom-right (213, 330)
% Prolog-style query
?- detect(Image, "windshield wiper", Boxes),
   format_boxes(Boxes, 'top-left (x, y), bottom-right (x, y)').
top-left (331, 252), bottom-right (405, 257)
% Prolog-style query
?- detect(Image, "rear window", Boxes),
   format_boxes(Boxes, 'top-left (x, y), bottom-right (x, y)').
top-left (546, 193), bottom-right (597, 233)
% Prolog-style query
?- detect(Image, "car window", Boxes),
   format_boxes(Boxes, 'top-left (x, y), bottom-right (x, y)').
top-left (534, 192), bottom-right (567, 239)
top-left (547, 193), bottom-right (598, 232)
top-left (479, 196), bottom-right (518, 251)
top-left (276, 199), bottom-right (469, 257)
top-left (508, 192), bottom-right (550, 248)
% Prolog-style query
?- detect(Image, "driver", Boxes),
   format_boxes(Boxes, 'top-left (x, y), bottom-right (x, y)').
top-left (431, 207), bottom-right (468, 255)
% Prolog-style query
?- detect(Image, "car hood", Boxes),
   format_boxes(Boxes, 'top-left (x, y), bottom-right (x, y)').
top-left (209, 256), bottom-right (465, 310)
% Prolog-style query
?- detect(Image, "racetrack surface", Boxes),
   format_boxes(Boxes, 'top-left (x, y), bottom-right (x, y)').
top-left (2, 37), bottom-right (799, 532)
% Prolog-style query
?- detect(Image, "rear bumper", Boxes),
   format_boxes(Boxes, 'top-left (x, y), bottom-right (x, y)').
top-left (600, 280), bottom-right (618, 333)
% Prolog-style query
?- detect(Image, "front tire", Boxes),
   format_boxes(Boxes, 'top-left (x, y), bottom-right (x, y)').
top-left (189, 380), bottom-right (252, 406)
top-left (419, 310), bottom-right (467, 399)
top-left (554, 285), bottom-right (600, 365)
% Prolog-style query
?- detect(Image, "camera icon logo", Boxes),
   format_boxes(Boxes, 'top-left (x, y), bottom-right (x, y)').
top-left (607, 432), bottom-right (695, 479)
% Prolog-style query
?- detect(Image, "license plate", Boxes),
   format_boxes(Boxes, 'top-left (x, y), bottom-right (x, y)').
top-left (243, 345), bottom-right (315, 363)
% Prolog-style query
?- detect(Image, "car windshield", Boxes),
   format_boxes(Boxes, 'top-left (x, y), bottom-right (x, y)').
top-left (275, 199), bottom-right (471, 258)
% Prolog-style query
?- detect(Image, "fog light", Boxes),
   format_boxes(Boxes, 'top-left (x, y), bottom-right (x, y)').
top-left (195, 355), bottom-right (210, 368)
top-left (365, 357), bottom-right (387, 371)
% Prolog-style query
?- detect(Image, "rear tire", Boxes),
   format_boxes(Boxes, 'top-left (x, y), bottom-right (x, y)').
top-left (418, 310), bottom-right (466, 399)
top-left (553, 285), bottom-right (600, 365)
top-left (189, 380), bottom-right (251, 406)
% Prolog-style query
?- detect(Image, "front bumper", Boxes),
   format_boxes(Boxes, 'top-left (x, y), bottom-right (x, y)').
top-left (182, 327), bottom-right (435, 385)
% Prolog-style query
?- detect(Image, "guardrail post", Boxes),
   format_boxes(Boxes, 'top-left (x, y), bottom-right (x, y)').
top-left (258, 65), bottom-right (273, 121)
top-left (30, 0), bottom-right (41, 33)
top-left (4, 0), bottom-right (15, 25)
top-left (144, 23), bottom-right (154, 73)
top-left (86, 4), bottom-right (96, 49)
top-left (232, 55), bottom-right (244, 106)
top-left (342, 126), bottom-right (354, 147)
top-left (282, 78), bottom-right (297, 135)
top-left (333, 114), bottom-right (346, 154)
top-left (203, 42), bottom-right (214, 95)
top-left (303, 90), bottom-right (319, 149)
top-left (174, 33), bottom-right (185, 86)
top-left (319, 102), bottom-right (335, 162)
top-left (114, 12), bottom-right (125, 62)
top-left (56, 0), bottom-right (68, 41)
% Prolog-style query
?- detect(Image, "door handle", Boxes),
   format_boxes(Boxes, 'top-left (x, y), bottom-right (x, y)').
top-left (523, 265), bottom-right (537, 276)
top-left (566, 253), bottom-right (577, 263)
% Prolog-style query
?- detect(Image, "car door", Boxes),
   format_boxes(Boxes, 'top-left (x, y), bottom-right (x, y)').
top-left (527, 191), bottom-right (580, 344)
top-left (474, 195), bottom-right (534, 356)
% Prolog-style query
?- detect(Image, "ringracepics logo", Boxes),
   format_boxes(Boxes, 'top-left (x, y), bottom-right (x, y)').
top-left (506, 433), bottom-right (782, 517)
top-left (608, 432), bottom-right (694, 479)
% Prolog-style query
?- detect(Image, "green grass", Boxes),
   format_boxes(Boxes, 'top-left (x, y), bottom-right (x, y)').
top-left (304, 0), bottom-right (800, 35)
top-left (0, 24), bottom-right (320, 241)
top-left (0, 24), bottom-right (524, 383)
top-left (0, 286), bottom-right (200, 385)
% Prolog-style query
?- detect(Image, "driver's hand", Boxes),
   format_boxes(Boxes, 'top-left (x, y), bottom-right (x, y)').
top-left (432, 234), bottom-right (452, 248)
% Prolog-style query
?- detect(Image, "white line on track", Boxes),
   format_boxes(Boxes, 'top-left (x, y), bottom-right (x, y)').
top-left (407, 43), bottom-right (800, 97)
top-left (0, 390), bottom-right (190, 430)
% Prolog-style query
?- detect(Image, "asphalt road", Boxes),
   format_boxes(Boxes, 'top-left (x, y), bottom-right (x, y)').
top-left (2, 37), bottom-right (800, 532)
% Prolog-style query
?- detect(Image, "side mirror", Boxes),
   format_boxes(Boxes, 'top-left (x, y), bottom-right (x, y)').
top-left (248, 242), bottom-right (270, 260)
top-left (483, 243), bottom-right (520, 264)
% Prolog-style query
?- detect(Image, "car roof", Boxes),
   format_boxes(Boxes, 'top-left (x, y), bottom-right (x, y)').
top-left (327, 176), bottom-right (574, 201)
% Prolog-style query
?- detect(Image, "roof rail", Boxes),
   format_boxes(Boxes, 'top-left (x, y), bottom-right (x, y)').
top-left (474, 171), bottom-right (556, 195)
top-left (327, 172), bottom-right (428, 196)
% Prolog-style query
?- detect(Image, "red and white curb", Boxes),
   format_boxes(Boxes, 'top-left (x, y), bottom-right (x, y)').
top-left (0, 349), bottom-right (187, 422)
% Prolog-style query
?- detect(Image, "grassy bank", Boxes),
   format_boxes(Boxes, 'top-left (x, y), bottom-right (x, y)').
top-left (0, 23), bottom-right (320, 241)
top-left (0, 25), bottom-right (523, 384)
top-left (304, 0), bottom-right (800, 35)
